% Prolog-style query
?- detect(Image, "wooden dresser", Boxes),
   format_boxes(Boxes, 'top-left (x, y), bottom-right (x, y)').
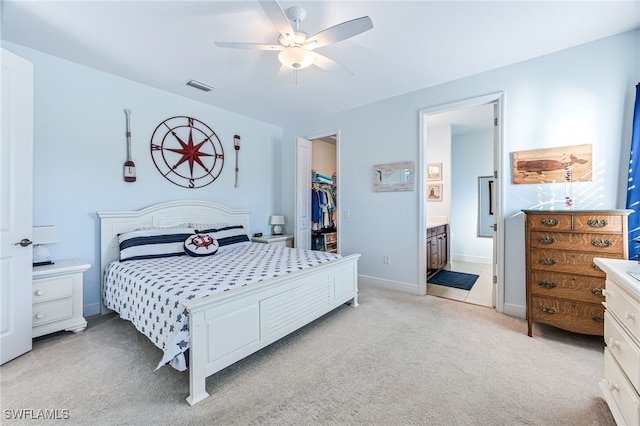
top-left (593, 258), bottom-right (640, 426)
top-left (523, 209), bottom-right (630, 337)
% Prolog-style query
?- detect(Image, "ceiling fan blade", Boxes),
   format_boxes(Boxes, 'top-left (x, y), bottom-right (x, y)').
top-left (214, 41), bottom-right (283, 51)
top-left (306, 16), bottom-right (373, 49)
top-left (313, 53), bottom-right (354, 76)
top-left (258, 0), bottom-right (295, 45)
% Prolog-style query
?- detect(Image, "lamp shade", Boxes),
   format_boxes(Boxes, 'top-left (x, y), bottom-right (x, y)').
top-left (278, 47), bottom-right (316, 70)
top-left (269, 215), bottom-right (285, 225)
top-left (33, 225), bottom-right (59, 245)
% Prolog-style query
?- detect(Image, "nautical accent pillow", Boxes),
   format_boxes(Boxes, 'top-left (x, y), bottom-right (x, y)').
top-left (118, 227), bottom-right (195, 261)
top-left (197, 225), bottom-right (250, 253)
top-left (184, 233), bottom-right (219, 257)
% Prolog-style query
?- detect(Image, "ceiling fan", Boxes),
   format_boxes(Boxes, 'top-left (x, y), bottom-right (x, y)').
top-left (214, 0), bottom-right (373, 78)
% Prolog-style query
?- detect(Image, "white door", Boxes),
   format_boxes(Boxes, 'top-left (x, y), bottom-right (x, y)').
top-left (295, 137), bottom-right (312, 249)
top-left (1, 49), bottom-right (34, 364)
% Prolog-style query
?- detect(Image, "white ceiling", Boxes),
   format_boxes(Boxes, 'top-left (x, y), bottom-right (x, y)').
top-left (2, 1), bottom-right (639, 127)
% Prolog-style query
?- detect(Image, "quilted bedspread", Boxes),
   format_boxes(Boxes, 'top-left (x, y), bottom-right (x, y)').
top-left (103, 243), bottom-right (340, 370)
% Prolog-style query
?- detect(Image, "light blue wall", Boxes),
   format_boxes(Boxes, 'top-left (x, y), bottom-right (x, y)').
top-left (3, 41), bottom-right (283, 316)
top-left (4, 29), bottom-right (638, 317)
top-left (281, 30), bottom-right (640, 312)
top-left (450, 129), bottom-right (493, 262)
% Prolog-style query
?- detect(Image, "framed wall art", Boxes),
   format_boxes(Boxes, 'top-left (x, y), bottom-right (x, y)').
top-left (373, 161), bottom-right (415, 192)
top-left (427, 183), bottom-right (442, 202)
top-left (512, 144), bottom-right (592, 184)
top-left (427, 163), bottom-right (442, 181)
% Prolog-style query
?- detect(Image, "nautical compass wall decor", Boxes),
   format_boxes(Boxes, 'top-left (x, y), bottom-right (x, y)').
top-left (150, 116), bottom-right (224, 188)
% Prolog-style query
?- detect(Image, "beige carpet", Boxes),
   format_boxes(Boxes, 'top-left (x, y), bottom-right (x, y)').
top-left (1, 285), bottom-right (614, 425)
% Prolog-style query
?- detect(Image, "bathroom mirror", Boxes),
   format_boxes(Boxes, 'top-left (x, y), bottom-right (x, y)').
top-left (478, 176), bottom-right (494, 238)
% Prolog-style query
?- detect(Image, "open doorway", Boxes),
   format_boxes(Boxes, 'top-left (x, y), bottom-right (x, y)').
top-left (418, 93), bottom-right (504, 312)
top-left (294, 132), bottom-right (340, 253)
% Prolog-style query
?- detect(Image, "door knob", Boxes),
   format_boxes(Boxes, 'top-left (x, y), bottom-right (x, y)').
top-left (15, 238), bottom-right (33, 247)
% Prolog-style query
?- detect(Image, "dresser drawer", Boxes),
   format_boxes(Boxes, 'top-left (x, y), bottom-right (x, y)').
top-left (604, 348), bottom-right (640, 426)
top-left (605, 313), bottom-right (640, 394)
top-left (527, 214), bottom-right (572, 231)
top-left (529, 249), bottom-right (619, 277)
top-left (529, 231), bottom-right (623, 254)
top-left (606, 278), bottom-right (640, 339)
top-left (32, 276), bottom-right (74, 303)
top-left (530, 271), bottom-right (605, 303)
top-left (33, 297), bottom-right (73, 326)
top-left (530, 296), bottom-right (604, 335)
top-left (574, 214), bottom-right (623, 234)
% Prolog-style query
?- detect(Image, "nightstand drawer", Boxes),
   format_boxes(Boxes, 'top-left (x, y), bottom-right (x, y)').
top-left (33, 276), bottom-right (73, 303)
top-left (33, 298), bottom-right (73, 326)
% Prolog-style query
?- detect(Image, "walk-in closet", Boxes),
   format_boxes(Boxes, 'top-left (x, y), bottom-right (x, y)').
top-left (310, 136), bottom-right (337, 253)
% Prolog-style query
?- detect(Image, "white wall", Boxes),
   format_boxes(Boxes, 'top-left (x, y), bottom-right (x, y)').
top-left (426, 125), bottom-right (451, 223)
top-left (450, 129), bottom-right (494, 263)
top-left (311, 140), bottom-right (336, 177)
top-left (281, 30), bottom-right (640, 311)
top-left (3, 41), bottom-right (283, 316)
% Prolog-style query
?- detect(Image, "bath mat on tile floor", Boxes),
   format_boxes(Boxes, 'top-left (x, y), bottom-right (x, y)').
top-left (428, 270), bottom-right (479, 291)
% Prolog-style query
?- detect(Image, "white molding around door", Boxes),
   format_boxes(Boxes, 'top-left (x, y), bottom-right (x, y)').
top-left (418, 92), bottom-right (505, 313)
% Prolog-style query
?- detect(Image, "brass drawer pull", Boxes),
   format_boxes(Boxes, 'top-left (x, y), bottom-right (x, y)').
top-left (538, 236), bottom-right (556, 244)
top-left (591, 288), bottom-right (604, 297)
top-left (592, 263), bottom-right (602, 271)
top-left (592, 315), bottom-right (604, 323)
top-left (540, 306), bottom-right (557, 314)
top-left (587, 219), bottom-right (608, 228)
top-left (591, 239), bottom-right (613, 248)
top-left (541, 218), bottom-right (559, 226)
top-left (539, 257), bottom-right (557, 265)
top-left (538, 280), bottom-right (558, 289)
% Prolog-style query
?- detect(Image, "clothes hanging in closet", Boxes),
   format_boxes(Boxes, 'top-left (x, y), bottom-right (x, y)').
top-left (312, 185), bottom-right (336, 230)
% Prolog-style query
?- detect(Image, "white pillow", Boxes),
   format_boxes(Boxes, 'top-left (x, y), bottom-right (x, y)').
top-left (191, 222), bottom-right (229, 231)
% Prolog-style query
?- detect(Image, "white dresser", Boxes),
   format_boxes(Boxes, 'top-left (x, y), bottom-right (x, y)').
top-left (594, 258), bottom-right (640, 425)
top-left (32, 259), bottom-right (90, 338)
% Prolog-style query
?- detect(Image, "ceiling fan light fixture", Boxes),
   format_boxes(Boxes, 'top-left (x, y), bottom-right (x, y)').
top-left (278, 46), bottom-right (316, 69)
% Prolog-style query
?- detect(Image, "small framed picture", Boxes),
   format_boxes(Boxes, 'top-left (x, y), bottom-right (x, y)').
top-left (427, 183), bottom-right (443, 202)
top-left (427, 163), bottom-right (442, 181)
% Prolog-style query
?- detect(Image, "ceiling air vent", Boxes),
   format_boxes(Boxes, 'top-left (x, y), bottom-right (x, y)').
top-left (186, 79), bottom-right (214, 92)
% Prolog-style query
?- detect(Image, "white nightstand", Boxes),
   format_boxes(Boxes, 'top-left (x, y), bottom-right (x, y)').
top-left (32, 259), bottom-right (90, 338)
top-left (252, 234), bottom-right (294, 248)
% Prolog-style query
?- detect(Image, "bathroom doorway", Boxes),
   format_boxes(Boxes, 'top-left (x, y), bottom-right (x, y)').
top-left (419, 93), bottom-right (505, 312)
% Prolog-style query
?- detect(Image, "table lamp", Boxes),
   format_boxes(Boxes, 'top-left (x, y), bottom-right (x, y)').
top-left (33, 225), bottom-right (59, 266)
top-left (270, 215), bottom-right (285, 236)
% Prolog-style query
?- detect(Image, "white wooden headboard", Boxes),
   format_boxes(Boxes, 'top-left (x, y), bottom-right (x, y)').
top-left (97, 200), bottom-right (251, 311)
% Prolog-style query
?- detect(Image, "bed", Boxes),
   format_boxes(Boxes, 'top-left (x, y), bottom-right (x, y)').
top-left (98, 200), bottom-right (360, 405)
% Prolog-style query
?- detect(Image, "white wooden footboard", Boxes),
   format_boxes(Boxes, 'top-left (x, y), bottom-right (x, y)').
top-left (184, 253), bottom-right (360, 406)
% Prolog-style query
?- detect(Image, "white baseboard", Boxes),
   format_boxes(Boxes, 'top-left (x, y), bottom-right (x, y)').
top-left (358, 274), bottom-right (423, 295)
top-left (502, 303), bottom-right (525, 319)
top-left (451, 254), bottom-right (492, 265)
